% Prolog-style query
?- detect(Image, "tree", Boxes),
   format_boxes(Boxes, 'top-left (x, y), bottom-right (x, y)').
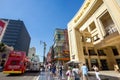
top-left (0, 42), bottom-right (6, 52)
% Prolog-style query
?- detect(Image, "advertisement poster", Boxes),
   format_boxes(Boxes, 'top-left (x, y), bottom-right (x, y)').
top-left (0, 20), bottom-right (6, 35)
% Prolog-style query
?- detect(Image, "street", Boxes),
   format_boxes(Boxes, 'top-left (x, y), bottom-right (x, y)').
top-left (0, 71), bottom-right (40, 80)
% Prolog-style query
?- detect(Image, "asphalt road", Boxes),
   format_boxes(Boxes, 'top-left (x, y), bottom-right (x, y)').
top-left (0, 71), bottom-right (40, 80)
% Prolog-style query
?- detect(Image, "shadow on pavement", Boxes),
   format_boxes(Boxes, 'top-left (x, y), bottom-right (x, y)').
top-left (6, 71), bottom-right (40, 77)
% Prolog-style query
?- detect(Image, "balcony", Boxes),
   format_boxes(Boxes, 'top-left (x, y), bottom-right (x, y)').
top-left (104, 31), bottom-right (119, 41)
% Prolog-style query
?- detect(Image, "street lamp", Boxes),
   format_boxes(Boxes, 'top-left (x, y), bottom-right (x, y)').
top-left (40, 41), bottom-right (47, 63)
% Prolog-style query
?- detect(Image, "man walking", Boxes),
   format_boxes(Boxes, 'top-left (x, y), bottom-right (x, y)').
top-left (81, 63), bottom-right (88, 80)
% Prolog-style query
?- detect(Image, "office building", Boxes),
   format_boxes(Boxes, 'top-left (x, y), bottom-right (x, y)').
top-left (1, 19), bottom-right (31, 55)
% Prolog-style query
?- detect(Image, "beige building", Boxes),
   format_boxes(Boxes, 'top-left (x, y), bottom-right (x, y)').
top-left (68, 0), bottom-right (120, 70)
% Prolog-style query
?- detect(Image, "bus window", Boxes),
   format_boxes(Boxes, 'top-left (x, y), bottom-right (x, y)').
top-left (10, 60), bottom-right (20, 65)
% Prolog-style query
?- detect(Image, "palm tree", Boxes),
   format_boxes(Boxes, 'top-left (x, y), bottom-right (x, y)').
top-left (0, 42), bottom-right (6, 66)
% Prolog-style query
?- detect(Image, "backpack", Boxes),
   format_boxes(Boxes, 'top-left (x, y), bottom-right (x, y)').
top-left (73, 71), bottom-right (79, 78)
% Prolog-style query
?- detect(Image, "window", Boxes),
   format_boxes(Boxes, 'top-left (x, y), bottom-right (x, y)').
top-left (58, 34), bottom-right (61, 40)
top-left (88, 49), bottom-right (97, 55)
top-left (11, 60), bottom-right (20, 65)
top-left (93, 34), bottom-right (100, 42)
top-left (89, 22), bottom-right (96, 31)
top-left (100, 11), bottom-right (117, 37)
top-left (91, 59), bottom-right (98, 68)
top-left (112, 48), bottom-right (119, 56)
top-left (97, 50), bottom-right (106, 56)
top-left (85, 37), bottom-right (92, 43)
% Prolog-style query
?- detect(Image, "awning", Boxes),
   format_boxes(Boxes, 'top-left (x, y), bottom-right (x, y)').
top-left (52, 58), bottom-right (70, 61)
top-left (66, 60), bottom-right (82, 64)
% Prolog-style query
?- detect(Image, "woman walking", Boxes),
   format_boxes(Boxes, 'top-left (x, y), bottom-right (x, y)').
top-left (93, 65), bottom-right (101, 80)
top-left (66, 67), bottom-right (73, 80)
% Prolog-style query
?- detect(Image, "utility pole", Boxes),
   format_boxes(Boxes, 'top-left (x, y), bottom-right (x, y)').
top-left (40, 41), bottom-right (47, 63)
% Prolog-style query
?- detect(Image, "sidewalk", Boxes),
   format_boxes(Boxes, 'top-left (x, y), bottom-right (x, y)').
top-left (38, 71), bottom-right (97, 80)
top-left (38, 70), bottom-right (120, 80)
top-left (38, 71), bottom-right (66, 80)
top-left (88, 70), bottom-right (120, 80)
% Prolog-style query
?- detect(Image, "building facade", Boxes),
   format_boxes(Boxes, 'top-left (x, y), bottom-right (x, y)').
top-left (53, 28), bottom-right (70, 66)
top-left (1, 19), bottom-right (31, 55)
top-left (28, 47), bottom-right (36, 59)
top-left (68, 0), bottom-right (120, 70)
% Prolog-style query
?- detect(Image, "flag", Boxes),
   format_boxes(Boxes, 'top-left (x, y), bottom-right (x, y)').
top-left (0, 20), bottom-right (6, 35)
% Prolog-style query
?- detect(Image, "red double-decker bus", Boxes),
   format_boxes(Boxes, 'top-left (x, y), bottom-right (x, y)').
top-left (3, 51), bottom-right (29, 74)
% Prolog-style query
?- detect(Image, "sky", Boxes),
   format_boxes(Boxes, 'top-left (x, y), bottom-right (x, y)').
top-left (0, 0), bottom-right (84, 62)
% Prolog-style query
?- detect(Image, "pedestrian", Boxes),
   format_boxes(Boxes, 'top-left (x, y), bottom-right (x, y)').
top-left (66, 67), bottom-right (73, 80)
top-left (59, 65), bottom-right (63, 77)
top-left (93, 65), bottom-right (101, 80)
top-left (52, 65), bottom-right (56, 77)
top-left (81, 63), bottom-right (88, 80)
top-left (72, 65), bottom-right (80, 80)
top-left (114, 64), bottom-right (120, 73)
top-left (55, 66), bottom-right (59, 79)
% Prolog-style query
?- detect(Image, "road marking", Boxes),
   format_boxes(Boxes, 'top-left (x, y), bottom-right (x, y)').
top-left (34, 75), bottom-right (40, 80)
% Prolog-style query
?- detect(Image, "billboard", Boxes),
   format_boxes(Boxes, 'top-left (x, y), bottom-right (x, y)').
top-left (0, 20), bottom-right (6, 35)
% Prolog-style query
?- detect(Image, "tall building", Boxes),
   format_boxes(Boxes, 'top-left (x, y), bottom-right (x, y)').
top-left (53, 28), bottom-right (70, 66)
top-left (0, 19), bottom-right (31, 55)
top-left (68, 0), bottom-right (120, 70)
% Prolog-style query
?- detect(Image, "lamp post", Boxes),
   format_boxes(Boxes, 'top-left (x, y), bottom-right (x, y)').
top-left (40, 41), bottom-right (47, 63)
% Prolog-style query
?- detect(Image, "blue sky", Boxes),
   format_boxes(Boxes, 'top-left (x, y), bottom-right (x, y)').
top-left (0, 0), bottom-right (84, 62)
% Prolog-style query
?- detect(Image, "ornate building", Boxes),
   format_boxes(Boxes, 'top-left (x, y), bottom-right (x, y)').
top-left (68, 0), bottom-right (120, 70)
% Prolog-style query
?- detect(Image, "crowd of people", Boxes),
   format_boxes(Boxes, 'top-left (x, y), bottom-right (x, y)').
top-left (65, 64), bottom-right (101, 80)
top-left (47, 64), bottom-right (64, 79)
top-left (44, 63), bottom-right (101, 80)
top-left (66, 63), bottom-right (89, 80)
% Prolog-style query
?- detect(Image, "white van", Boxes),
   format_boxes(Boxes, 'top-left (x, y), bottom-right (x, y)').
top-left (30, 55), bottom-right (40, 71)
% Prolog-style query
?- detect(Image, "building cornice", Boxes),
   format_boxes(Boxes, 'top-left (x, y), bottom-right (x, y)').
top-left (68, 0), bottom-right (103, 29)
